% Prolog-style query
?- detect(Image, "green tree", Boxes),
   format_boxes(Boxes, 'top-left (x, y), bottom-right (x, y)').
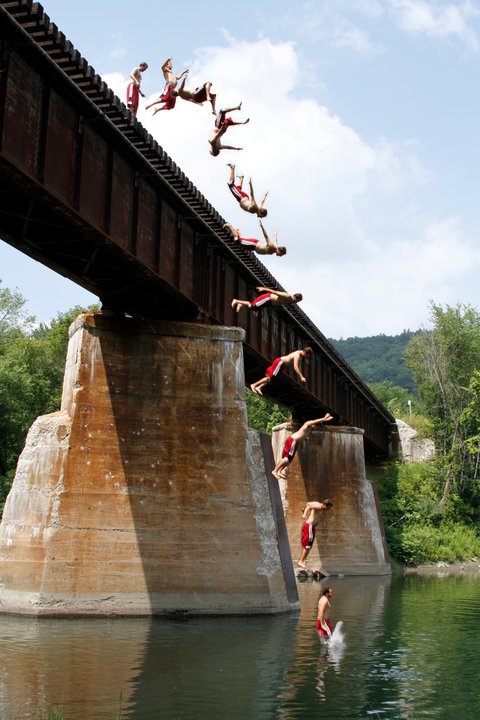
top-left (405, 302), bottom-right (480, 509)
top-left (245, 389), bottom-right (290, 434)
top-left (369, 380), bottom-right (413, 417)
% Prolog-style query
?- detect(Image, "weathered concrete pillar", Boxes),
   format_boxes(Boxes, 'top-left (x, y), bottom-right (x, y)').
top-left (272, 423), bottom-right (390, 576)
top-left (0, 313), bottom-right (298, 615)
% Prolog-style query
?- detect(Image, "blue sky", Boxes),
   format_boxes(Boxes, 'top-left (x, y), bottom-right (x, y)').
top-left (2, 0), bottom-right (480, 338)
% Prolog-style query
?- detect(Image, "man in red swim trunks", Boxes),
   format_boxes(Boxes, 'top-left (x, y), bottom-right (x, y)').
top-left (223, 220), bottom-right (286, 256)
top-left (272, 414), bottom-right (334, 480)
top-left (209, 104), bottom-right (249, 156)
top-left (174, 77), bottom-right (216, 114)
top-left (231, 285), bottom-right (302, 314)
top-left (317, 587), bottom-right (334, 638)
top-left (298, 499), bottom-right (333, 569)
top-left (250, 347), bottom-right (313, 396)
top-left (146, 57), bottom-right (189, 114)
top-left (227, 163), bottom-right (268, 217)
top-left (126, 62), bottom-right (148, 118)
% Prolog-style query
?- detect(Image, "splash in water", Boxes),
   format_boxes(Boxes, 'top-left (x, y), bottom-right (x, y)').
top-left (328, 620), bottom-right (345, 647)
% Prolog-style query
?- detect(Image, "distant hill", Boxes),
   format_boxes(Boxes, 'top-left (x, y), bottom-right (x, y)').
top-left (330, 331), bottom-right (423, 394)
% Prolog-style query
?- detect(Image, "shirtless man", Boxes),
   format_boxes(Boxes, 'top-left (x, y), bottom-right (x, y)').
top-left (146, 57), bottom-right (189, 114)
top-left (209, 105), bottom-right (249, 156)
top-left (227, 163), bottom-right (268, 218)
top-left (174, 77), bottom-right (216, 114)
top-left (250, 347), bottom-right (313, 396)
top-left (317, 587), bottom-right (334, 638)
top-left (126, 62), bottom-right (148, 118)
top-left (223, 220), bottom-right (286, 256)
top-left (299, 500), bottom-right (333, 569)
top-left (231, 286), bottom-right (302, 314)
top-left (272, 414), bottom-right (334, 480)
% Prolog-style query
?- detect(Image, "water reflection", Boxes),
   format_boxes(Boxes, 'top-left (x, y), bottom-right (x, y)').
top-left (1, 574), bottom-right (480, 719)
top-left (0, 616), bottom-right (148, 719)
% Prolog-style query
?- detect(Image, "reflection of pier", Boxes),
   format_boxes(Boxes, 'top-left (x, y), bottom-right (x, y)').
top-left (0, 0), bottom-right (392, 616)
top-left (0, 610), bottom-right (298, 719)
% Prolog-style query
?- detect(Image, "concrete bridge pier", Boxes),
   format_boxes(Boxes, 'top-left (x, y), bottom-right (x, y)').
top-left (0, 313), bottom-right (298, 616)
top-left (272, 424), bottom-right (391, 576)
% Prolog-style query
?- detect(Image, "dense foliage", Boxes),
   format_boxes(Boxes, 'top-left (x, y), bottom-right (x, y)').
top-left (373, 461), bottom-right (480, 564)
top-left (405, 303), bottom-right (480, 512)
top-left (368, 302), bottom-right (480, 565)
top-left (331, 331), bottom-right (420, 393)
top-left (245, 389), bottom-right (290, 434)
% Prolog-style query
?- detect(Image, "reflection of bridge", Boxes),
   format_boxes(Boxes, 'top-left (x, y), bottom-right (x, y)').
top-left (0, 1), bottom-right (395, 458)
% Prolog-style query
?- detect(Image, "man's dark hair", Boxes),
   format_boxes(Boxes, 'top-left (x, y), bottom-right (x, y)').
top-left (323, 499), bottom-right (333, 509)
top-left (322, 586), bottom-right (333, 596)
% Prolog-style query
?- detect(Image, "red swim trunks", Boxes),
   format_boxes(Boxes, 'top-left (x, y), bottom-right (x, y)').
top-left (238, 237), bottom-right (259, 250)
top-left (281, 435), bottom-right (298, 462)
top-left (126, 83), bottom-right (139, 112)
top-left (160, 82), bottom-right (177, 110)
top-left (192, 84), bottom-right (208, 103)
top-left (301, 521), bottom-right (315, 549)
top-left (249, 293), bottom-right (272, 310)
top-left (228, 183), bottom-right (249, 202)
top-left (265, 357), bottom-right (285, 379)
top-left (316, 618), bottom-right (332, 637)
top-left (215, 109), bottom-right (234, 129)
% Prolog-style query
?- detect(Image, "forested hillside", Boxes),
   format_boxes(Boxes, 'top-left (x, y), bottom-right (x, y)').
top-left (330, 330), bottom-right (423, 393)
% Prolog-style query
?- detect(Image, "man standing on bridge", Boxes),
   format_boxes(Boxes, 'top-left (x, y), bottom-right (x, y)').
top-left (250, 347), bottom-right (313, 396)
top-left (227, 164), bottom-right (268, 217)
top-left (126, 62), bottom-right (148, 118)
top-left (209, 104), bottom-right (249, 156)
top-left (299, 500), bottom-right (333, 570)
top-left (231, 285), bottom-right (302, 314)
top-left (272, 415), bottom-right (334, 480)
top-left (223, 220), bottom-right (286, 256)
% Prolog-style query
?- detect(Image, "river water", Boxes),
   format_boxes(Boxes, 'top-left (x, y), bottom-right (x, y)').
top-left (1, 573), bottom-right (480, 719)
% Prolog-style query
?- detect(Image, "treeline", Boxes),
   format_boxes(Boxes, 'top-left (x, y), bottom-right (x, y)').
top-left (372, 303), bottom-right (480, 564)
top-left (330, 330), bottom-right (422, 393)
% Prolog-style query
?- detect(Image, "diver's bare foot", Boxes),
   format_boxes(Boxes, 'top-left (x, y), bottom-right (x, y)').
top-left (297, 561), bottom-right (307, 570)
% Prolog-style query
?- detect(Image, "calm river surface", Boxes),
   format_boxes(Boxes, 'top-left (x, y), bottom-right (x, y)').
top-left (1, 573), bottom-right (480, 719)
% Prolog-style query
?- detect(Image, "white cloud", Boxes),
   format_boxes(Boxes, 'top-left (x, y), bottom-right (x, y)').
top-left (270, 1), bottom-right (384, 55)
top-left (106, 36), bottom-right (480, 337)
top-left (102, 72), bottom-right (128, 102)
top-left (390, 0), bottom-right (480, 50)
top-left (333, 25), bottom-right (380, 52)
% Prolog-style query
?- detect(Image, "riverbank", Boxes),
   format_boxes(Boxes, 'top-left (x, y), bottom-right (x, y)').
top-left (395, 558), bottom-right (480, 576)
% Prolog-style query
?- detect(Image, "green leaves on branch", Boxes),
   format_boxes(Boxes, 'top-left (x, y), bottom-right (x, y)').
top-left (405, 302), bottom-right (480, 509)
top-left (245, 389), bottom-right (290, 434)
